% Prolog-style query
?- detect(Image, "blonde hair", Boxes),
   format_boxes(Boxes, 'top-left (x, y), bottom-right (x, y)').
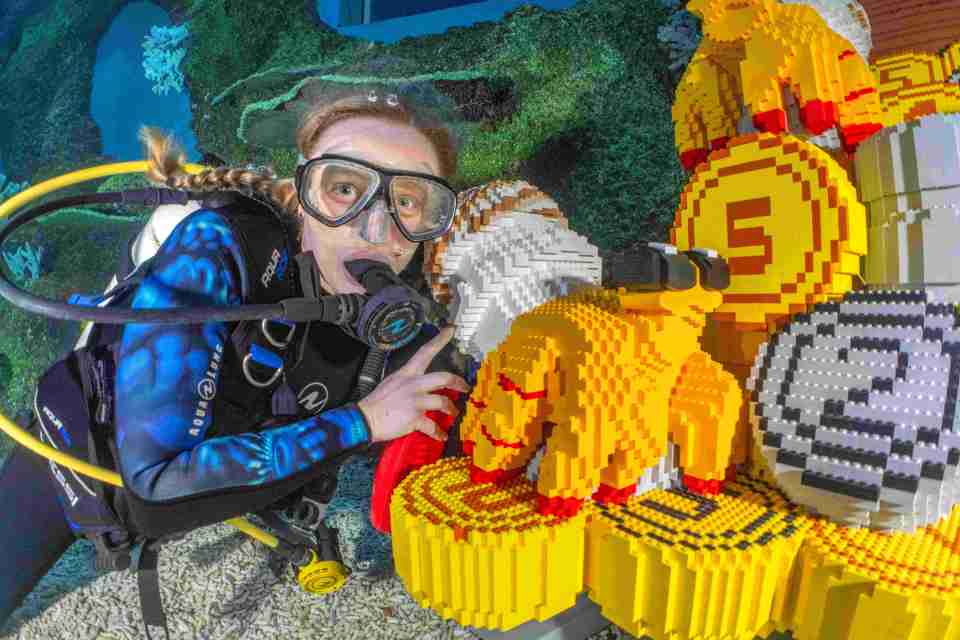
top-left (139, 92), bottom-right (460, 246)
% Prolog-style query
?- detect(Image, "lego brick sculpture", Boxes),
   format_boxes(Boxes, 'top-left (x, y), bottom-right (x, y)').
top-left (390, 457), bottom-right (590, 630)
top-left (423, 180), bottom-right (602, 363)
top-left (785, 503), bottom-right (960, 640)
top-left (371, 180), bottom-right (604, 533)
top-left (671, 133), bottom-right (868, 468)
top-left (585, 474), bottom-right (811, 640)
top-left (462, 248), bottom-right (742, 517)
top-left (747, 287), bottom-right (960, 531)
top-left (781, 0), bottom-right (873, 62)
top-left (671, 133), bottom-right (867, 328)
top-left (870, 44), bottom-right (960, 126)
top-left (674, 0), bottom-right (883, 170)
top-left (854, 113), bottom-right (960, 286)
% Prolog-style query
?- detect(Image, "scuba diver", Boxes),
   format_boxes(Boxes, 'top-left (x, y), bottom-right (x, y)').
top-left (0, 81), bottom-right (472, 637)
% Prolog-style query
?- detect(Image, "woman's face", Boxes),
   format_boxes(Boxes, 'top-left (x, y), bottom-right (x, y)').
top-left (299, 116), bottom-right (442, 295)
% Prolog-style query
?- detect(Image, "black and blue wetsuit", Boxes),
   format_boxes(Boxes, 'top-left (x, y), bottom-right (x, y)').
top-left (1, 205), bottom-right (455, 628)
top-left (114, 209), bottom-right (370, 505)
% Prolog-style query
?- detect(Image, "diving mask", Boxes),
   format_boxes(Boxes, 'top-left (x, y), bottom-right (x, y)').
top-left (295, 154), bottom-right (457, 243)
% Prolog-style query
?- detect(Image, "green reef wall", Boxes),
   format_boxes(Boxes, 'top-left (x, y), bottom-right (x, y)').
top-left (0, 0), bottom-right (688, 459)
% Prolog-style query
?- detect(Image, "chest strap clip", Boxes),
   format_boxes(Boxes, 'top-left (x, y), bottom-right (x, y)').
top-left (242, 343), bottom-right (284, 388)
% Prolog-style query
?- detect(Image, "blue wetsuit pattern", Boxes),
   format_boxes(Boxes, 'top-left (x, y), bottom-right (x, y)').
top-left (114, 210), bottom-right (369, 503)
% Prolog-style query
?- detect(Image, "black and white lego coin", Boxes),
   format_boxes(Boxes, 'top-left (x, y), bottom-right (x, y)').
top-left (746, 288), bottom-right (960, 532)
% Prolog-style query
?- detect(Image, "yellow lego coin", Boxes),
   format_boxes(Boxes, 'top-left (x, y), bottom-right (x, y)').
top-left (786, 505), bottom-right (960, 640)
top-left (390, 457), bottom-right (588, 631)
top-left (872, 49), bottom-right (960, 126)
top-left (670, 134), bottom-right (867, 329)
top-left (584, 473), bottom-right (810, 640)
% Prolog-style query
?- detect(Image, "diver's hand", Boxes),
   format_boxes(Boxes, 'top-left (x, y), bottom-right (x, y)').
top-left (357, 326), bottom-right (471, 443)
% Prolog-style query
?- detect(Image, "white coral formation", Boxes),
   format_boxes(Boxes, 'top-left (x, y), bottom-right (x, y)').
top-left (431, 181), bottom-right (602, 362)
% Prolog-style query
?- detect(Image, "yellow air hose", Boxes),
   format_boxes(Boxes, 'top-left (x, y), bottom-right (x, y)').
top-left (0, 162), bottom-right (347, 593)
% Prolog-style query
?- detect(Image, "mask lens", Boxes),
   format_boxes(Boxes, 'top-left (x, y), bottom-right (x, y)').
top-left (390, 177), bottom-right (455, 239)
top-left (301, 161), bottom-right (377, 223)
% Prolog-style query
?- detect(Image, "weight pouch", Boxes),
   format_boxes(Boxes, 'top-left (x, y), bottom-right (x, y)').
top-left (33, 347), bottom-right (125, 539)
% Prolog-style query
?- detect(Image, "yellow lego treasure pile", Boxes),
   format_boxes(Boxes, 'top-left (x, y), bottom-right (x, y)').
top-left (672, 131), bottom-right (869, 472)
top-left (386, 5), bottom-right (960, 638)
top-left (784, 503), bottom-right (960, 640)
top-left (674, 0), bottom-right (883, 170)
top-left (871, 41), bottom-right (960, 127)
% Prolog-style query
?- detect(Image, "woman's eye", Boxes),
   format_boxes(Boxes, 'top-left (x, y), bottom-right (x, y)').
top-left (398, 196), bottom-right (419, 210)
top-left (332, 184), bottom-right (358, 198)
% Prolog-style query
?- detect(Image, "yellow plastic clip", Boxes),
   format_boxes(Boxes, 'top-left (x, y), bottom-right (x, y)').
top-left (296, 549), bottom-right (349, 594)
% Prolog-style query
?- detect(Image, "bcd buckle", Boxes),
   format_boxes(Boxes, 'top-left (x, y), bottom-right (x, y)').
top-left (261, 318), bottom-right (296, 349)
top-left (242, 343), bottom-right (284, 388)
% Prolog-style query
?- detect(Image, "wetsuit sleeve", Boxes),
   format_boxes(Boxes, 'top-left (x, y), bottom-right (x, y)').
top-left (113, 210), bottom-right (371, 504)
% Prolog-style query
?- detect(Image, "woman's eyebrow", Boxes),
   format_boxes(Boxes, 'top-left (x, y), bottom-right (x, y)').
top-left (323, 146), bottom-right (433, 173)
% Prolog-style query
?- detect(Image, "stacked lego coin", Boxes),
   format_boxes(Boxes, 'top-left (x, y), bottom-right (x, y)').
top-left (855, 113), bottom-right (960, 285)
top-left (786, 503), bottom-right (960, 640)
top-left (747, 287), bottom-right (960, 531)
top-left (390, 457), bottom-right (588, 631)
top-left (584, 473), bottom-right (810, 640)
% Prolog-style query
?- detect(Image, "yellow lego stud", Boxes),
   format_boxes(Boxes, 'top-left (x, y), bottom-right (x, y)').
top-left (584, 472), bottom-right (810, 640)
top-left (671, 133), bottom-right (866, 330)
top-left (390, 457), bottom-right (589, 631)
top-left (785, 505), bottom-right (960, 640)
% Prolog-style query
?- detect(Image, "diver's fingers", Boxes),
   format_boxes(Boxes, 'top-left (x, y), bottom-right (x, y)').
top-left (413, 416), bottom-right (447, 442)
top-left (414, 393), bottom-right (458, 415)
top-left (411, 371), bottom-right (470, 395)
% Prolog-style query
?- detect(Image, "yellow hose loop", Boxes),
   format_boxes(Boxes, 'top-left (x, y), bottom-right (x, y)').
top-left (0, 161), bottom-right (282, 554)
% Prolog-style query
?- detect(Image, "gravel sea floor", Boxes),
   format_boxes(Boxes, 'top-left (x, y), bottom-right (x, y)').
top-left (0, 453), bottom-right (633, 640)
top-left (0, 520), bottom-right (643, 640)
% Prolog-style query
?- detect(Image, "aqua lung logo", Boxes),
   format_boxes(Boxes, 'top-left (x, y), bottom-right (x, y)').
top-left (387, 318), bottom-right (408, 336)
top-left (261, 248), bottom-right (288, 288)
top-left (35, 401), bottom-right (95, 503)
top-left (192, 342), bottom-right (224, 437)
top-left (297, 382), bottom-right (329, 415)
top-left (49, 459), bottom-right (79, 506)
top-left (42, 405), bottom-right (67, 441)
top-left (39, 407), bottom-right (79, 506)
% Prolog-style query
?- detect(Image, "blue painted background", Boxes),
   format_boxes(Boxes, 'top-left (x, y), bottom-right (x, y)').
top-left (90, 1), bottom-right (200, 163)
top-left (86, 0), bottom-right (581, 164)
top-left (318, 0), bottom-right (581, 41)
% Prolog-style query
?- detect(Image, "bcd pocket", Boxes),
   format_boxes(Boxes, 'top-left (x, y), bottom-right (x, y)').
top-left (33, 347), bottom-right (128, 547)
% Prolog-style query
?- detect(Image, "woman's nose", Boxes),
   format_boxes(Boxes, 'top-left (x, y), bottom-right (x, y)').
top-left (358, 198), bottom-right (390, 244)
